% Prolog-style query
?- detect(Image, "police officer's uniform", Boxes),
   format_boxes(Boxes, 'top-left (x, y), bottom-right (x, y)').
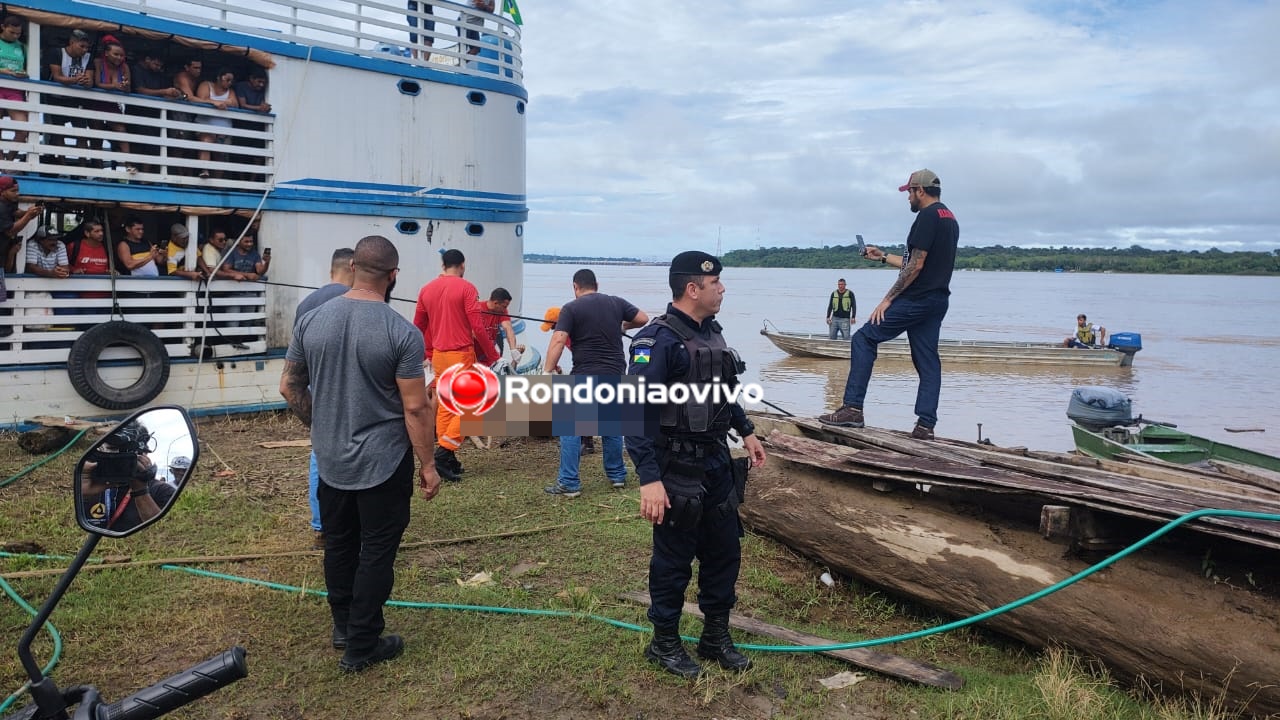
top-left (625, 251), bottom-right (756, 678)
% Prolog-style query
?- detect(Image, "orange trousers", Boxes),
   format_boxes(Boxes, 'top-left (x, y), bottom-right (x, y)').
top-left (432, 348), bottom-right (477, 451)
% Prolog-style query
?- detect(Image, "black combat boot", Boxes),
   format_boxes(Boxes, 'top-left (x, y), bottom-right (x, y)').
top-left (645, 623), bottom-right (701, 679)
top-left (696, 613), bottom-right (751, 671)
top-left (433, 447), bottom-right (460, 482)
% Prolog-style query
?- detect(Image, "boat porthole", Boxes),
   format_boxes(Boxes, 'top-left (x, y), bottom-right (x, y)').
top-left (515, 224), bottom-right (523, 237)
top-left (66, 321), bottom-right (171, 410)
top-left (467, 91), bottom-right (486, 106)
top-left (398, 80), bottom-right (421, 96)
top-left (396, 220), bottom-right (420, 234)
top-left (465, 223), bottom-right (484, 237)
top-left (516, 101), bottom-right (525, 114)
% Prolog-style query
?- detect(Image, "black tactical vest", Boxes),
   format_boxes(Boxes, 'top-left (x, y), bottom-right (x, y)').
top-left (651, 313), bottom-right (747, 436)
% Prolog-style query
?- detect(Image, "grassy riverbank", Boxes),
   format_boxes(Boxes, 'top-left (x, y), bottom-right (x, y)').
top-left (0, 413), bottom-right (1246, 719)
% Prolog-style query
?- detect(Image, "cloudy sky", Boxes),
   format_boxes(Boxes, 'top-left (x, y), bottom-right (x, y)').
top-left (516, 0), bottom-right (1280, 259)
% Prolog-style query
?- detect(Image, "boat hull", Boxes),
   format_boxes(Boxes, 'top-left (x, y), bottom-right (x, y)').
top-left (761, 329), bottom-right (1134, 367)
top-left (1, 355), bottom-right (289, 429)
top-left (1071, 422), bottom-right (1280, 473)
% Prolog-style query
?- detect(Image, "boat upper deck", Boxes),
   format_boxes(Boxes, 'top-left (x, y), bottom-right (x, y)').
top-left (27, 0), bottom-right (523, 84)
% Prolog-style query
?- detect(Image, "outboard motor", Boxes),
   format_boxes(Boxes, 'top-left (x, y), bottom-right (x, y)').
top-left (1067, 386), bottom-right (1133, 431)
top-left (1106, 332), bottom-right (1142, 367)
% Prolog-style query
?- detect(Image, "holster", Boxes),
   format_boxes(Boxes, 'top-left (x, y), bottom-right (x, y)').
top-left (661, 455), bottom-right (706, 531)
top-left (731, 456), bottom-right (749, 507)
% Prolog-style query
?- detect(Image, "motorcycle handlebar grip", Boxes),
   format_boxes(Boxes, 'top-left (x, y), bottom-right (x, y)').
top-left (103, 646), bottom-right (247, 720)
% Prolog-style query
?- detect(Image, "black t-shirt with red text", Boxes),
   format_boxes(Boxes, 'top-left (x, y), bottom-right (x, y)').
top-left (901, 201), bottom-right (959, 299)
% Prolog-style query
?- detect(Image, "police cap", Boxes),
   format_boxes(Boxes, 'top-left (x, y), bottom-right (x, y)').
top-left (669, 251), bottom-right (722, 277)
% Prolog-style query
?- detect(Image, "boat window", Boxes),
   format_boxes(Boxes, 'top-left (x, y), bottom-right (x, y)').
top-left (398, 80), bottom-right (421, 96)
top-left (396, 220), bottom-right (420, 234)
top-left (467, 91), bottom-right (486, 106)
top-left (516, 101), bottom-right (525, 114)
top-left (515, 224), bottom-right (523, 237)
top-left (465, 223), bottom-right (484, 237)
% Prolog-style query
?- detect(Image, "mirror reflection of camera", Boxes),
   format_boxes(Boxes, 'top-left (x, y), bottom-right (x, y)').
top-left (89, 451), bottom-right (143, 486)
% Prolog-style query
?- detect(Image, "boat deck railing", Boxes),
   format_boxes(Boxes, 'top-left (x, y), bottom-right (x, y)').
top-left (0, 276), bottom-right (268, 366)
top-left (0, 80), bottom-right (274, 191)
top-left (79, 0), bottom-right (522, 82)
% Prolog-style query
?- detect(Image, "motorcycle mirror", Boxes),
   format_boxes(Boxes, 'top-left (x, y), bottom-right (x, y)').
top-left (74, 406), bottom-right (198, 538)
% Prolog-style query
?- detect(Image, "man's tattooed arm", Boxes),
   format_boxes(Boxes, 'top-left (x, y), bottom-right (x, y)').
top-left (279, 360), bottom-right (313, 427)
top-left (882, 249), bottom-right (928, 303)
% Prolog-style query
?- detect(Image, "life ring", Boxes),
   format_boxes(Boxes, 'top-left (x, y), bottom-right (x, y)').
top-left (67, 321), bottom-right (171, 410)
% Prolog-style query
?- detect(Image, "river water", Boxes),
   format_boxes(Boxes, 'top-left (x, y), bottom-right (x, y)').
top-left (519, 264), bottom-right (1280, 455)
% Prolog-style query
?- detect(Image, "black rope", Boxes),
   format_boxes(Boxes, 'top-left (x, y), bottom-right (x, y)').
top-left (758, 399), bottom-right (795, 417)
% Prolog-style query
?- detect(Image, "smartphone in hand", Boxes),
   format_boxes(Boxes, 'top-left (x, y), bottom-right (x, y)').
top-left (856, 234), bottom-right (867, 257)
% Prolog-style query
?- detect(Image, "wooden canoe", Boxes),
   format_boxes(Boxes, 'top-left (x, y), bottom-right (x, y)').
top-left (760, 328), bottom-right (1137, 367)
top-left (740, 413), bottom-right (1280, 716)
top-left (1071, 421), bottom-right (1280, 476)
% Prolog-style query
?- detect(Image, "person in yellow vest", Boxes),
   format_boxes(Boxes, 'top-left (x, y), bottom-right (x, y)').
top-left (825, 278), bottom-right (856, 340)
top-left (1063, 313), bottom-right (1106, 348)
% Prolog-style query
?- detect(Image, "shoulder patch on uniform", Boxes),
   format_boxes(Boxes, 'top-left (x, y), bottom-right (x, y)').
top-left (630, 336), bottom-right (653, 364)
top-left (631, 337), bottom-right (655, 364)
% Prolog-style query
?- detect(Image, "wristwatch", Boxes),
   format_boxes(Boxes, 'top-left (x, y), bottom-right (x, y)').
top-left (129, 487), bottom-right (150, 498)
top-left (880, 256), bottom-right (888, 265)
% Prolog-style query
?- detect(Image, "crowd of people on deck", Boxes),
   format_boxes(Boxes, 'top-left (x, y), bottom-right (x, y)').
top-left (1, 173), bottom-right (270, 340)
top-left (0, 16), bottom-right (272, 175)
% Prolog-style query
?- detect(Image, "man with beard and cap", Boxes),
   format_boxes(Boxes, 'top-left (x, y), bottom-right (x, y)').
top-left (819, 169), bottom-right (959, 440)
top-left (625, 250), bottom-right (767, 679)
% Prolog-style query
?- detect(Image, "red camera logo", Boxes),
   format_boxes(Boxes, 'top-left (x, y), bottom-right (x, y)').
top-left (437, 363), bottom-right (500, 416)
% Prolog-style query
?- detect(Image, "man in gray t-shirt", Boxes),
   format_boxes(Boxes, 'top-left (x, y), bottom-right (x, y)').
top-left (280, 235), bottom-right (438, 673)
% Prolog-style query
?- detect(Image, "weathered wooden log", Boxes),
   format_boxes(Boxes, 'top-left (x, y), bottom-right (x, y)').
top-left (740, 451), bottom-right (1280, 717)
top-left (17, 426), bottom-right (76, 455)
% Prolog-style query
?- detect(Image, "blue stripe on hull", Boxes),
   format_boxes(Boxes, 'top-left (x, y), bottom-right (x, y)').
top-left (15, 177), bottom-right (529, 222)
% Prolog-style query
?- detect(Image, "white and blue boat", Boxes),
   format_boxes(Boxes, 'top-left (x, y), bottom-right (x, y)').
top-left (0, 0), bottom-right (527, 426)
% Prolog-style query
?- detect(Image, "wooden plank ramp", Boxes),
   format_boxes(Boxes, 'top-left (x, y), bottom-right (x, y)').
top-left (775, 417), bottom-right (1280, 550)
top-left (617, 591), bottom-right (964, 690)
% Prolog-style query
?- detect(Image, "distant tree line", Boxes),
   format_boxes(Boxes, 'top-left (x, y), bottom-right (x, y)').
top-left (525, 253), bottom-right (645, 264)
top-left (721, 244), bottom-right (1280, 275)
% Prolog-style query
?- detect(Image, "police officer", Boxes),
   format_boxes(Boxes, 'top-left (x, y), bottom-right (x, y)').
top-left (626, 250), bottom-right (767, 679)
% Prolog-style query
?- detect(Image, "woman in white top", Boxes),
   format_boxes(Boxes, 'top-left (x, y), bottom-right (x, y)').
top-left (194, 68), bottom-right (239, 178)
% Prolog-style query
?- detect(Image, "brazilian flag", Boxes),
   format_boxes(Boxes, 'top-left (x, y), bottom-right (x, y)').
top-left (502, 0), bottom-right (523, 26)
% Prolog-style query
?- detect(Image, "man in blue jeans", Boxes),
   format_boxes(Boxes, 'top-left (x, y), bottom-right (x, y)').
top-left (542, 268), bottom-right (648, 497)
top-left (819, 169), bottom-right (959, 440)
top-left (293, 248), bottom-right (354, 546)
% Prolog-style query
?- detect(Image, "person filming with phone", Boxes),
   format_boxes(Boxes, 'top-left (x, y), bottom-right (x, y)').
top-left (819, 169), bottom-right (959, 441)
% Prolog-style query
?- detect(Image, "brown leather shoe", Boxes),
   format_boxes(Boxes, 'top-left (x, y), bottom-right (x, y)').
top-left (818, 406), bottom-right (865, 428)
top-left (910, 423), bottom-right (935, 440)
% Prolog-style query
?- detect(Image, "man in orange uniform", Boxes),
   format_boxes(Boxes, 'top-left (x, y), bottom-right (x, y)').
top-left (413, 249), bottom-right (499, 480)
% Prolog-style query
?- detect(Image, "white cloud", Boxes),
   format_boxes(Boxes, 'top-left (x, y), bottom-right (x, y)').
top-left (518, 0), bottom-right (1280, 258)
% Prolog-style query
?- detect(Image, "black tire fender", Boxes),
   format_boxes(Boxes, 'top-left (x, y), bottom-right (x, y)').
top-left (67, 321), bottom-right (171, 410)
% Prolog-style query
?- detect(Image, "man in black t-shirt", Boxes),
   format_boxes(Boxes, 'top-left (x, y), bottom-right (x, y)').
top-left (129, 53), bottom-right (183, 169)
top-left (543, 268), bottom-right (649, 497)
top-left (820, 169), bottom-right (959, 440)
